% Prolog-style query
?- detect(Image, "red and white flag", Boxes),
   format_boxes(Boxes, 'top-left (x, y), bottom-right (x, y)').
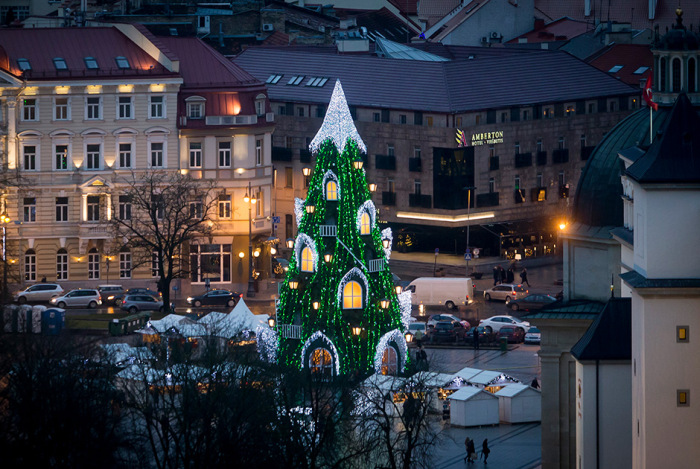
top-left (643, 73), bottom-right (658, 111)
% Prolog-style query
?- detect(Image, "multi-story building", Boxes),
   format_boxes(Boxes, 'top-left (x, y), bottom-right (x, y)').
top-left (232, 43), bottom-right (640, 257)
top-left (0, 24), bottom-right (273, 296)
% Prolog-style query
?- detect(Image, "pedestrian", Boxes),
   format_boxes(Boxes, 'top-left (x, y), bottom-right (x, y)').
top-left (520, 267), bottom-right (530, 287)
top-left (493, 266), bottom-right (500, 286)
top-left (482, 438), bottom-right (490, 464)
top-left (467, 437), bottom-right (476, 463)
top-left (463, 436), bottom-right (471, 463)
top-left (499, 266), bottom-right (506, 284)
top-left (531, 377), bottom-right (540, 389)
top-left (506, 266), bottom-right (514, 284)
top-left (472, 326), bottom-right (479, 350)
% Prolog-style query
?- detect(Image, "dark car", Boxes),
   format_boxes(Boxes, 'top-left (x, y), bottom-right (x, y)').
top-left (430, 320), bottom-right (468, 343)
top-left (125, 288), bottom-right (162, 300)
top-left (464, 326), bottom-right (496, 345)
top-left (98, 285), bottom-right (126, 306)
top-left (509, 294), bottom-right (558, 311)
top-left (497, 325), bottom-right (525, 343)
top-left (187, 289), bottom-right (242, 308)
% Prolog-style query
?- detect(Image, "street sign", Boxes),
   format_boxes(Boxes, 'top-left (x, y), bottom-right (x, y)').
top-left (473, 248), bottom-right (480, 256)
top-left (435, 248), bottom-right (439, 255)
top-left (272, 216), bottom-right (281, 224)
top-left (464, 253), bottom-right (472, 260)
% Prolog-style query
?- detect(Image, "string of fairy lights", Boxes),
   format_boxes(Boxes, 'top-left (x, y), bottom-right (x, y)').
top-left (269, 80), bottom-right (410, 375)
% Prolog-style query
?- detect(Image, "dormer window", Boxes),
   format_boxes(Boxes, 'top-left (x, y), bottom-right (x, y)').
top-left (255, 94), bottom-right (266, 117)
top-left (266, 74), bottom-right (283, 84)
top-left (287, 76), bottom-right (305, 86)
top-left (53, 58), bottom-right (67, 70)
top-left (115, 56), bottom-right (130, 69)
top-left (186, 96), bottom-right (206, 119)
top-left (343, 281), bottom-right (363, 309)
top-left (326, 180), bottom-right (338, 201)
top-left (359, 212), bottom-right (371, 235)
top-left (17, 58), bottom-right (31, 71)
top-left (301, 246), bottom-right (314, 272)
top-left (84, 57), bottom-right (99, 69)
top-left (356, 201), bottom-right (376, 235)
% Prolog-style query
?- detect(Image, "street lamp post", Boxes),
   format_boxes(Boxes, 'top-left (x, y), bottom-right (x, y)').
top-left (244, 183), bottom-right (256, 298)
top-left (1, 213), bottom-right (9, 304)
top-left (464, 186), bottom-right (475, 276)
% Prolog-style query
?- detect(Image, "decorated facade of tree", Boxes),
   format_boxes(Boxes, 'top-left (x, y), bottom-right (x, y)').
top-left (264, 81), bottom-right (411, 376)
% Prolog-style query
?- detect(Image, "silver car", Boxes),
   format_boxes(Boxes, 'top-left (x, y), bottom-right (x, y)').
top-left (483, 284), bottom-right (528, 303)
top-left (120, 294), bottom-right (164, 314)
top-left (14, 283), bottom-right (63, 303)
top-left (50, 289), bottom-right (102, 308)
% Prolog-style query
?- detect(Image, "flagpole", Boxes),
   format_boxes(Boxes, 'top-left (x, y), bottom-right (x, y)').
top-left (649, 105), bottom-right (653, 145)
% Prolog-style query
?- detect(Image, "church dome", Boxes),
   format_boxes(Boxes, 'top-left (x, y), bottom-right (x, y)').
top-left (656, 9), bottom-right (700, 51)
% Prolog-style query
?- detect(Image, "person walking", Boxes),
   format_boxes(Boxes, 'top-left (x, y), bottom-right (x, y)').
top-left (472, 326), bottom-right (479, 350)
top-left (520, 267), bottom-right (530, 287)
top-left (531, 377), bottom-right (540, 389)
top-left (482, 439), bottom-right (490, 464)
top-left (499, 266), bottom-right (506, 284)
top-left (506, 266), bottom-right (515, 284)
top-left (467, 437), bottom-right (476, 463)
top-left (492, 266), bottom-right (500, 286)
top-left (463, 436), bottom-right (471, 463)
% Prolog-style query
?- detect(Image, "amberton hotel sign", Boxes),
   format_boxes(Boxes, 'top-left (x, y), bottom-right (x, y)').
top-left (456, 129), bottom-right (505, 147)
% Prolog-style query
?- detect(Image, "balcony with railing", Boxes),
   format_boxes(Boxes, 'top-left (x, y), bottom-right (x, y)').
top-left (489, 156), bottom-right (500, 171)
top-left (552, 148), bottom-right (569, 164)
top-left (514, 152), bottom-right (532, 168)
top-left (476, 192), bottom-right (499, 207)
top-left (382, 192), bottom-right (396, 206)
top-left (368, 258), bottom-right (386, 272)
top-left (375, 154), bottom-right (396, 171)
top-left (536, 151), bottom-right (547, 166)
top-left (278, 324), bottom-right (302, 339)
top-left (272, 146), bottom-right (293, 162)
top-left (581, 145), bottom-right (595, 160)
top-left (319, 225), bottom-right (337, 237)
top-left (409, 157), bottom-right (422, 172)
top-left (408, 193), bottom-right (432, 208)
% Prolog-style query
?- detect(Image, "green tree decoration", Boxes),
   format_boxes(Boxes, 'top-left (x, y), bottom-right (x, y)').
top-left (269, 80), bottom-right (411, 377)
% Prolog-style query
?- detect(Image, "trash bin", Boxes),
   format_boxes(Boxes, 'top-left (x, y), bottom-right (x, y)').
top-left (499, 337), bottom-right (508, 352)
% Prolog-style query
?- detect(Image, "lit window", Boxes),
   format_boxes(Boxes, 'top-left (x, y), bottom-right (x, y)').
top-left (678, 389), bottom-right (690, 407)
top-left (677, 326), bottom-right (689, 343)
top-left (326, 180), bottom-right (338, 200)
top-left (301, 246), bottom-right (314, 272)
top-left (218, 194), bottom-right (231, 219)
top-left (310, 348), bottom-right (333, 376)
top-left (360, 212), bottom-right (371, 235)
top-left (343, 281), bottom-right (363, 309)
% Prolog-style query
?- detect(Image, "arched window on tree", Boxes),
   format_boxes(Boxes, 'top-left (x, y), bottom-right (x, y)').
top-left (343, 280), bottom-right (363, 309)
top-left (381, 346), bottom-right (398, 375)
top-left (309, 348), bottom-right (333, 377)
top-left (326, 180), bottom-right (338, 201)
top-left (359, 212), bottom-right (371, 235)
top-left (301, 246), bottom-right (314, 272)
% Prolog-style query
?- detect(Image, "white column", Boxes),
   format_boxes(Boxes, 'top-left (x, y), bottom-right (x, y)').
top-left (82, 194), bottom-right (88, 222)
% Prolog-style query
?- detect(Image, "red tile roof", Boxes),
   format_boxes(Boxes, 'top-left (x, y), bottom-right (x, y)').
top-left (587, 44), bottom-right (653, 86)
top-left (507, 17), bottom-right (592, 43)
top-left (0, 27), bottom-right (177, 80)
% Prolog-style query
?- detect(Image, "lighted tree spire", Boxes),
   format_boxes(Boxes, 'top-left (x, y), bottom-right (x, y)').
top-left (266, 80), bottom-right (411, 377)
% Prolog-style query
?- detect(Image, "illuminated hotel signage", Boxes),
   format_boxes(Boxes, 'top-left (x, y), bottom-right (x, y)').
top-left (456, 129), bottom-right (505, 147)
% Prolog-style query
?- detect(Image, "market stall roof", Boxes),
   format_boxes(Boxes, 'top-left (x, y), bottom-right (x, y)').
top-left (452, 367), bottom-right (483, 382)
top-left (494, 383), bottom-right (539, 397)
top-left (144, 314), bottom-right (190, 333)
top-left (411, 371), bottom-right (456, 388)
top-left (197, 302), bottom-right (270, 339)
top-left (362, 373), bottom-right (405, 392)
top-left (449, 386), bottom-right (497, 401)
top-left (468, 370), bottom-right (503, 386)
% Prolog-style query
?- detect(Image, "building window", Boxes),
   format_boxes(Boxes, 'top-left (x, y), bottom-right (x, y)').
top-left (86, 96), bottom-right (101, 120)
top-left (256, 138), bottom-right (263, 166)
top-left (514, 175), bottom-right (520, 190)
top-left (88, 248), bottom-right (100, 279)
top-left (56, 197), bottom-right (68, 222)
top-left (456, 116), bottom-right (462, 127)
top-left (54, 97), bottom-right (69, 120)
top-left (678, 390), bottom-right (690, 407)
top-left (326, 180), bottom-right (338, 201)
top-left (489, 178), bottom-right (495, 193)
top-left (218, 141), bottom-right (231, 168)
top-left (609, 101), bottom-right (616, 112)
top-left (475, 115), bottom-right (481, 125)
top-left (218, 194), bottom-right (231, 219)
top-left (400, 114), bottom-right (407, 124)
top-left (359, 212), bottom-right (371, 235)
top-left (285, 167), bottom-right (293, 188)
top-left (558, 137), bottom-right (565, 150)
top-left (559, 171), bottom-right (566, 187)
top-left (189, 200), bottom-right (203, 219)
top-left (677, 326), bottom-right (689, 343)
top-left (310, 348), bottom-right (333, 377)
top-left (536, 139), bottom-right (543, 153)
top-left (87, 195), bottom-right (100, 221)
top-left (387, 178), bottom-right (395, 193)
top-left (22, 98), bottom-right (37, 121)
top-left (501, 112), bottom-right (507, 123)
top-left (187, 101), bottom-right (204, 119)
top-left (523, 110), bottom-right (529, 120)
top-left (544, 108), bottom-right (553, 119)
top-left (285, 136), bottom-right (293, 148)
top-left (414, 146), bottom-right (421, 159)
top-left (115, 56), bottom-right (130, 69)
top-left (255, 188), bottom-right (263, 218)
top-left (381, 347), bottom-right (398, 376)
top-left (119, 251), bottom-right (132, 279)
top-left (343, 281), bottom-right (363, 309)
top-left (387, 145), bottom-right (395, 157)
top-left (588, 102), bottom-right (595, 114)
top-left (86, 144), bottom-right (101, 170)
top-left (24, 249), bottom-right (36, 282)
top-left (23, 145), bottom-right (37, 171)
top-left (150, 142), bottom-right (164, 168)
top-left (152, 195), bottom-right (164, 220)
top-left (149, 95), bottom-right (164, 118)
top-left (514, 142), bottom-right (520, 154)
top-left (255, 95), bottom-right (266, 116)
top-left (297, 107), bottom-right (305, 117)
top-left (580, 134), bottom-right (587, 149)
top-left (189, 142), bottom-right (202, 168)
top-left (55, 144), bottom-right (68, 170)
top-left (373, 112), bottom-right (380, 122)
top-left (565, 105), bottom-right (575, 116)
top-left (119, 195), bottom-right (131, 220)
top-left (23, 197), bottom-right (36, 222)
top-left (189, 244), bottom-right (231, 283)
top-left (301, 246), bottom-right (314, 272)
top-left (489, 145), bottom-right (495, 158)
top-left (84, 56), bottom-right (99, 69)
top-left (119, 143), bottom-right (132, 168)
top-left (56, 249), bottom-right (68, 281)
top-left (537, 173), bottom-right (543, 187)
top-left (118, 96), bottom-right (133, 119)
top-left (426, 116), bottom-right (433, 127)
top-left (672, 57), bottom-right (681, 93)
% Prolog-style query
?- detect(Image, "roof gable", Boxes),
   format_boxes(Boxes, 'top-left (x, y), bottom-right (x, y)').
top-left (571, 297), bottom-right (631, 361)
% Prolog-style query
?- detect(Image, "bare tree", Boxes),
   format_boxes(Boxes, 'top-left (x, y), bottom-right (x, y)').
top-left (110, 171), bottom-right (217, 311)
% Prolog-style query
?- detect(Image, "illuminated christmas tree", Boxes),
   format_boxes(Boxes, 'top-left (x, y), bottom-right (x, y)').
top-left (266, 80), bottom-right (411, 376)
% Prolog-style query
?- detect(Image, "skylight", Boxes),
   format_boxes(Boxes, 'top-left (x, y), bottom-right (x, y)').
top-left (286, 76), bottom-right (305, 86)
top-left (53, 58), bottom-right (67, 70)
top-left (17, 58), bottom-right (31, 71)
top-left (84, 57), bottom-right (99, 69)
top-left (305, 77), bottom-right (329, 87)
top-left (266, 74), bottom-right (283, 84)
top-left (115, 56), bottom-right (131, 69)
top-left (633, 66), bottom-right (650, 75)
top-left (608, 65), bottom-right (623, 73)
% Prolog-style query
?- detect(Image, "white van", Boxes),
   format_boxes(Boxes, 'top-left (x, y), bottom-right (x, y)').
top-left (405, 277), bottom-right (474, 310)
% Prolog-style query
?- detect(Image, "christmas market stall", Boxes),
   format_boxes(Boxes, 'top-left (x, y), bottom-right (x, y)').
top-left (494, 383), bottom-right (542, 424)
top-left (448, 386), bottom-right (500, 427)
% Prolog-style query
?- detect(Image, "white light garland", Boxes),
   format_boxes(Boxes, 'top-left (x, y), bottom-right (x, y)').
top-left (309, 80), bottom-right (367, 154)
top-left (356, 200), bottom-right (377, 233)
top-left (381, 227), bottom-right (393, 259)
top-left (294, 234), bottom-right (319, 272)
top-left (256, 326), bottom-right (278, 363)
top-left (294, 198), bottom-right (305, 227)
top-left (373, 329), bottom-right (408, 373)
top-left (322, 170), bottom-right (340, 201)
top-left (336, 267), bottom-right (370, 308)
top-left (398, 291), bottom-right (412, 330)
top-left (300, 331), bottom-right (341, 375)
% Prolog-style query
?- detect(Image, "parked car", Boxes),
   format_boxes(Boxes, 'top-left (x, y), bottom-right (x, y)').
top-left (14, 283), bottom-right (63, 303)
top-left (497, 325), bottom-right (525, 343)
top-left (120, 294), bottom-right (164, 314)
top-left (124, 288), bottom-right (161, 301)
top-left (479, 315), bottom-right (530, 333)
top-left (98, 284), bottom-right (125, 306)
top-left (524, 326), bottom-right (542, 344)
top-left (430, 320), bottom-right (468, 343)
top-left (483, 284), bottom-right (528, 304)
top-left (509, 294), bottom-right (558, 311)
top-left (187, 289), bottom-right (242, 308)
top-left (407, 321), bottom-right (428, 343)
top-left (427, 314), bottom-right (469, 330)
top-left (464, 326), bottom-right (497, 345)
top-left (50, 289), bottom-right (102, 308)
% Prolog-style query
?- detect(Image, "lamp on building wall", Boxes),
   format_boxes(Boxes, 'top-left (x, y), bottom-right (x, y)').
top-left (288, 277), bottom-right (300, 290)
top-left (302, 167), bottom-right (312, 177)
top-left (286, 238), bottom-right (295, 249)
top-left (352, 326), bottom-right (362, 336)
top-left (404, 331), bottom-right (414, 343)
top-left (305, 204), bottom-right (315, 214)
top-left (353, 157), bottom-right (364, 170)
top-left (368, 183), bottom-right (377, 192)
top-left (379, 298), bottom-right (390, 309)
